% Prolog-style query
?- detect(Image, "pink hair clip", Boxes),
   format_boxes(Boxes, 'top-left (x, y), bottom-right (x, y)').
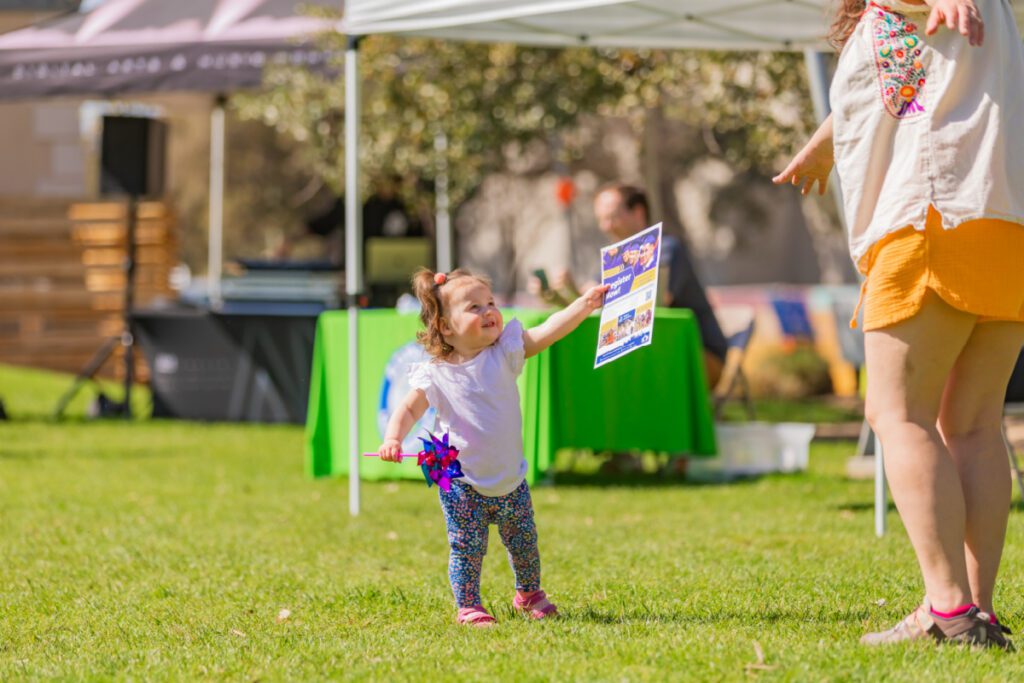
top-left (434, 272), bottom-right (447, 285)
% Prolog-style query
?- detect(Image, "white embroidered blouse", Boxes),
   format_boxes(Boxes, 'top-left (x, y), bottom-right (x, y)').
top-left (829, 0), bottom-right (1024, 266)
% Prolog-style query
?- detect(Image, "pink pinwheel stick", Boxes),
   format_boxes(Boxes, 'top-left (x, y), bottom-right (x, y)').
top-left (362, 452), bottom-right (418, 459)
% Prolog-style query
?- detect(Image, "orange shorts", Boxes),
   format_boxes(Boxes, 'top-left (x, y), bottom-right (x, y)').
top-left (857, 207), bottom-right (1024, 332)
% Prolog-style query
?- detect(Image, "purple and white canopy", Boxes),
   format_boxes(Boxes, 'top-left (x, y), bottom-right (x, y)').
top-left (0, 0), bottom-right (338, 100)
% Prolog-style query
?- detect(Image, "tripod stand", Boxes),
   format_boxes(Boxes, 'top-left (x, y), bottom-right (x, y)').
top-left (54, 195), bottom-right (139, 419)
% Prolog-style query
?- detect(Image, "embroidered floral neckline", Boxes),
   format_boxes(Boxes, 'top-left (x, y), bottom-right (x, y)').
top-left (871, 4), bottom-right (928, 118)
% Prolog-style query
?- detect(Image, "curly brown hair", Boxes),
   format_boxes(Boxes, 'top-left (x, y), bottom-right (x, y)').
top-left (830, 0), bottom-right (867, 49)
top-left (411, 268), bottom-right (493, 358)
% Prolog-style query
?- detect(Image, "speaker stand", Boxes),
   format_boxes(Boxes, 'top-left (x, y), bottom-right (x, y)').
top-left (55, 195), bottom-right (139, 419)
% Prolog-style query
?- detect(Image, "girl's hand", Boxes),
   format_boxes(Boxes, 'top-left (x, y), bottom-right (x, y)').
top-left (926, 0), bottom-right (984, 47)
top-left (523, 284), bottom-right (609, 357)
top-left (773, 136), bottom-right (834, 197)
top-left (378, 438), bottom-right (403, 462)
top-left (579, 285), bottom-right (610, 314)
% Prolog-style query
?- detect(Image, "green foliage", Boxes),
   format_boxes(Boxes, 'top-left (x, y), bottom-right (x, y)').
top-left (233, 21), bottom-right (817, 208)
top-left (750, 345), bottom-right (834, 399)
top-left (594, 49), bottom-right (813, 172)
top-left (235, 35), bottom-right (623, 207)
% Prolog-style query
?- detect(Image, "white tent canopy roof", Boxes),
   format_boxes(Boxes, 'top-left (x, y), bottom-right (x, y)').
top-left (341, 0), bottom-right (1024, 51)
top-left (343, 0), bottom-right (838, 51)
top-left (342, 0), bottom-right (823, 51)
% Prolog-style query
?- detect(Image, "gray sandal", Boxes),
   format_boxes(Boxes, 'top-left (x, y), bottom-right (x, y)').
top-left (861, 601), bottom-right (1011, 650)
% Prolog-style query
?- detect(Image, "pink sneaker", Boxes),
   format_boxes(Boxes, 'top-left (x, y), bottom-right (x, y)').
top-left (513, 589), bottom-right (558, 619)
top-left (456, 606), bottom-right (496, 627)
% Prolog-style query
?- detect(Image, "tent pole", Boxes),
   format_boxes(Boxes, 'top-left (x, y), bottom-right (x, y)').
top-left (434, 130), bottom-right (452, 273)
top-left (806, 49), bottom-right (883, 534)
top-left (803, 49), bottom-right (831, 122)
top-left (874, 433), bottom-right (887, 537)
top-left (346, 36), bottom-right (364, 517)
top-left (208, 94), bottom-right (227, 309)
top-left (802, 50), bottom-right (846, 231)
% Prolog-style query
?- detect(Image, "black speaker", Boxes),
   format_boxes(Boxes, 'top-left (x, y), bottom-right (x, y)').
top-left (99, 115), bottom-right (167, 197)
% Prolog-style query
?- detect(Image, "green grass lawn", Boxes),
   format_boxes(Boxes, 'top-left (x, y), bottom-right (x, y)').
top-left (1, 364), bottom-right (1022, 681)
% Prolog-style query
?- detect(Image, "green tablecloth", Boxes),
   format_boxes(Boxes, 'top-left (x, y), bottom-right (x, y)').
top-left (305, 308), bottom-right (716, 483)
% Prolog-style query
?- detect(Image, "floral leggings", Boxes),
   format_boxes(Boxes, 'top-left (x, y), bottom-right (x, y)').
top-left (438, 479), bottom-right (541, 608)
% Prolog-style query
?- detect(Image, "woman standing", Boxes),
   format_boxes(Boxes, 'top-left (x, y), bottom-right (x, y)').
top-left (775, 0), bottom-right (1024, 647)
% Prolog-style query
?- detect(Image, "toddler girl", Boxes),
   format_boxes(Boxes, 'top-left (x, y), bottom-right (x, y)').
top-left (378, 268), bottom-right (608, 626)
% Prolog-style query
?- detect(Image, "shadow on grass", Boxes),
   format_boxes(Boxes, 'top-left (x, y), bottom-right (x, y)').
top-left (834, 501), bottom-right (898, 513)
top-left (545, 448), bottom-right (827, 489)
top-left (0, 414), bottom-right (301, 430)
top-left (554, 604), bottom-right (874, 626)
top-left (548, 470), bottom-right (766, 490)
top-left (0, 444), bottom-right (183, 463)
top-left (0, 414), bottom-right (142, 426)
top-left (0, 448), bottom-right (48, 461)
top-left (836, 500), bottom-right (1024, 513)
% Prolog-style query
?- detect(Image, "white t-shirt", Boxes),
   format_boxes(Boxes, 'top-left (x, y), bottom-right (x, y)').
top-left (408, 319), bottom-right (528, 497)
top-left (830, 0), bottom-right (1024, 267)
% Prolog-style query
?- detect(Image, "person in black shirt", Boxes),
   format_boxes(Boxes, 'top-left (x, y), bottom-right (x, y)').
top-left (532, 183), bottom-right (726, 387)
top-left (593, 184), bottom-right (726, 387)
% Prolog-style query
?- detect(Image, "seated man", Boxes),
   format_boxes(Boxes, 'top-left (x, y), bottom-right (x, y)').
top-left (532, 182), bottom-right (727, 388)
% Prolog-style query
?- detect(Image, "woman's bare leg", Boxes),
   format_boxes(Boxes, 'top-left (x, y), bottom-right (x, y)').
top-left (865, 291), bottom-right (977, 611)
top-left (938, 321), bottom-right (1024, 614)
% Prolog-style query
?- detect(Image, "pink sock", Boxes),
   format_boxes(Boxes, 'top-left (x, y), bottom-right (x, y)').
top-left (930, 603), bottom-right (975, 619)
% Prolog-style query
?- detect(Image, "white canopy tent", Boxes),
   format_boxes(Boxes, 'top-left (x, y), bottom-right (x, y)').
top-left (343, 0), bottom-right (835, 50)
top-left (343, 0), bottom-right (1024, 49)
top-left (338, 0), bottom-right (1023, 521)
top-left (338, 0), bottom-right (841, 518)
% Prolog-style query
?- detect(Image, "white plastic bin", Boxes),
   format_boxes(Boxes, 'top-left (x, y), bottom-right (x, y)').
top-left (775, 422), bottom-right (816, 472)
top-left (687, 422), bottom-right (816, 480)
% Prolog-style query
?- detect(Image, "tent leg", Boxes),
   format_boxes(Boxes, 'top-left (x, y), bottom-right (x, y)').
top-left (208, 94), bottom-right (226, 308)
top-left (807, 50), bottom-right (887, 535)
top-left (802, 50), bottom-right (846, 232)
top-left (346, 36), bottom-right (364, 517)
top-left (874, 432), bottom-right (887, 538)
top-left (434, 130), bottom-right (453, 273)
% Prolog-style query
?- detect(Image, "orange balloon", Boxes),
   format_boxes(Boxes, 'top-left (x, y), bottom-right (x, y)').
top-left (555, 177), bottom-right (576, 207)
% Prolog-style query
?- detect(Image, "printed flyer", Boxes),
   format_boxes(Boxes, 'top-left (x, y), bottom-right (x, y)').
top-left (595, 222), bottom-right (661, 368)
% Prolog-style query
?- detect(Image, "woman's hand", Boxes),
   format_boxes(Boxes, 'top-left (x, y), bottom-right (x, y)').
top-left (378, 438), bottom-right (403, 462)
top-left (926, 0), bottom-right (984, 46)
top-left (773, 136), bottom-right (834, 197)
top-left (774, 114), bottom-right (834, 197)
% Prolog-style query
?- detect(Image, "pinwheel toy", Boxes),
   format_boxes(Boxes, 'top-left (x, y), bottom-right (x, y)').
top-left (363, 431), bottom-right (464, 491)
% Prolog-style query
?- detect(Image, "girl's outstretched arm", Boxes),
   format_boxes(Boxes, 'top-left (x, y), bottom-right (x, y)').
top-left (773, 114), bottom-right (834, 196)
top-left (523, 285), bottom-right (610, 358)
top-left (378, 388), bottom-right (429, 461)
